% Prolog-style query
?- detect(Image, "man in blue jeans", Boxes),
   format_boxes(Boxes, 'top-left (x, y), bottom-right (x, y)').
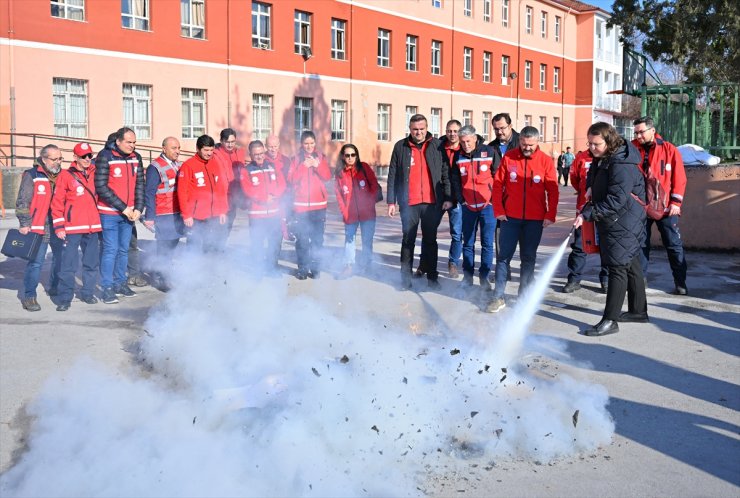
top-left (95, 128), bottom-right (145, 304)
top-left (15, 144), bottom-right (64, 311)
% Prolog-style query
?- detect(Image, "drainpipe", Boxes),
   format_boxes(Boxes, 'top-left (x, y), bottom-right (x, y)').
top-left (8, 0), bottom-right (16, 167)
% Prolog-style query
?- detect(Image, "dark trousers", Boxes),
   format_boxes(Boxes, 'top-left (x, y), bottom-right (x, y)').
top-left (58, 233), bottom-right (99, 304)
top-left (250, 216), bottom-right (283, 268)
top-left (188, 218), bottom-right (226, 254)
top-left (494, 218), bottom-right (543, 298)
top-left (294, 209), bottom-right (326, 272)
top-left (128, 225), bottom-right (140, 276)
top-left (566, 226), bottom-right (609, 284)
top-left (641, 215), bottom-right (687, 285)
top-left (400, 203), bottom-right (443, 280)
top-left (603, 254), bottom-right (647, 320)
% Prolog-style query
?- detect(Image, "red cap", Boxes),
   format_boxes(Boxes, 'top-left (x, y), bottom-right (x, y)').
top-left (73, 142), bottom-right (94, 157)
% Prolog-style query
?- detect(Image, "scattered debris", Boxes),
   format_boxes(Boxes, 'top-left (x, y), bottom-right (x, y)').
top-left (450, 348), bottom-right (461, 356)
top-left (572, 409), bottom-right (580, 427)
top-left (192, 416), bottom-right (196, 425)
top-left (499, 374), bottom-right (507, 383)
top-left (501, 367), bottom-right (507, 373)
top-left (494, 428), bottom-right (503, 438)
top-left (402, 377), bottom-right (408, 384)
top-left (371, 425), bottom-right (380, 434)
top-left (311, 367), bottom-right (321, 377)
top-left (340, 355), bottom-right (349, 364)
top-left (470, 411), bottom-right (479, 418)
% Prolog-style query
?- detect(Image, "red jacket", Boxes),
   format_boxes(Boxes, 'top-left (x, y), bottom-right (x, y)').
top-left (287, 152), bottom-right (331, 212)
top-left (239, 160), bottom-right (286, 218)
top-left (632, 134), bottom-right (687, 213)
top-left (177, 154), bottom-right (228, 220)
top-left (212, 145), bottom-right (245, 185)
top-left (334, 163), bottom-right (379, 224)
top-left (453, 143), bottom-right (495, 211)
top-left (94, 148), bottom-right (142, 215)
top-left (22, 165), bottom-right (56, 235)
top-left (150, 156), bottom-right (180, 216)
top-left (493, 147), bottom-right (559, 222)
top-left (569, 151), bottom-right (593, 212)
top-left (51, 162), bottom-right (101, 235)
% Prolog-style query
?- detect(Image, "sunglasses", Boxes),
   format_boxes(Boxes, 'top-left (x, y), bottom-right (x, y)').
top-left (343, 153), bottom-right (357, 158)
top-left (80, 154), bottom-right (93, 159)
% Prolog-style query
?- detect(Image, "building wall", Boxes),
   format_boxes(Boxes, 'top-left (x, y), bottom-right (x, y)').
top-left (0, 0), bottom-right (612, 167)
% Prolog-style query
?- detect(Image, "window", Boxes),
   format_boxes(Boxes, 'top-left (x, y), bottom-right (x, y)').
top-left (540, 64), bottom-right (547, 91)
top-left (553, 67), bottom-right (561, 93)
top-left (463, 47), bottom-right (472, 79)
top-left (377, 104), bottom-right (391, 141)
top-left (331, 18), bottom-right (346, 60)
top-left (294, 10), bottom-right (311, 55)
top-left (252, 2), bottom-right (271, 49)
top-left (525, 61), bottom-right (532, 89)
top-left (540, 11), bottom-right (548, 38)
top-left (462, 110), bottom-right (472, 126)
top-left (525, 6), bottom-right (532, 34)
top-left (53, 78), bottom-right (87, 137)
top-left (552, 117), bottom-right (560, 144)
top-left (405, 105), bottom-right (418, 135)
top-left (121, 0), bottom-right (149, 30)
top-left (463, 0), bottom-right (472, 17)
top-left (482, 112), bottom-right (492, 142)
top-left (51, 0), bottom-right (84, 20)
top-left (181, 88), bottom-right (206, 139)
top-left (406, 35), bottom-right (418, 71)
top-left (252, 93), bottom-right (272, 141)
top-left (501, 55), bottom-right (510, 85)
top-left (483, 0), bottom-right (491, 22)
top-left (501, 0), bottom-right (509, 27)
top-left (294, 97), bottom-right (313, 141)
top-left (524, 115), bottom-right (532, 127)
top-left (432, 0), bottom-right (441, 7)
top-left (377, 29), bottom-right (391, 67)
top-left (539, 116), bottom-right (546, 141)
top-left (122, 83), bottom-right (151, 140)
top-left (430, 108), bottom-right (442, 138)
top-left (431, 40), bottom-right (442, 75)
top-left (181, 0), bottom-right (205, 39)
top-left (483, 51), bottom-right (491, 82)
top-left (331, 100), bottom-right (347, 141)
top-left (555, 16), bottom-right (561, 42)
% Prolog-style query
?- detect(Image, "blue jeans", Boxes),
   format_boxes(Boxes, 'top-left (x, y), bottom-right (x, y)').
top-left (420, 204), bottom-right (462, 267)
top-left (344, 219), bottom-right (376, 267)
top-left (100, 214), bottom-right (134, 289)
top-left (295, 209), bottom-right (326, 272)
top-left (23, 232), bottom-right (63, 298)
top-left (461, 204), bottom-right (496, 279)
top-left (493, 218), bottom-right (544, 298)
top-left (641, 215), bottom-right (687, 285)
top-left (58, 232), bottom-right (99, 303)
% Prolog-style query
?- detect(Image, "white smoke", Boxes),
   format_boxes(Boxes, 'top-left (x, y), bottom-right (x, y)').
top-left (0, 238), bottom-right (613, 497)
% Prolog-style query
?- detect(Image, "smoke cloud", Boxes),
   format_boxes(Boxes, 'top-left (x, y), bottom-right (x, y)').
top-left (0, 239), bottom-right (614, 497)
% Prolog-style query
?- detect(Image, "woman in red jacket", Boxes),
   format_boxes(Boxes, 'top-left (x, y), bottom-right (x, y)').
top-left (287, 131), bottom-right (331, 280)
top-left (334, 144), bottom-right (379, 279)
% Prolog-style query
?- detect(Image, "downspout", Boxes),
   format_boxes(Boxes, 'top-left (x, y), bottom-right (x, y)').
top-left (515, 1), bottom-right (521, 128)
top-left (450, 0), bottom-right (455, 122)
top-left (8, 0), bottom-right (16, 167)
top-left (560, 6), bottom-right (572, 148)
top-left (226, 0), bottom-right (232, 128)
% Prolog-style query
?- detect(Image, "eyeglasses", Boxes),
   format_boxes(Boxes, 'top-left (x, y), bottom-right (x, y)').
top-left (46, 156), bottom-right (63, 162)
top-left (343, 153), bottom-right (357, 158)
top-left (634, 128), bottom-right (653, 136)
top-left (493, 126), bottom-right (510, 132)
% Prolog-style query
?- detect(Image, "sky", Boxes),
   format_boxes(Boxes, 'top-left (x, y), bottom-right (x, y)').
top-left (588, 0), bottom-right (615, 13)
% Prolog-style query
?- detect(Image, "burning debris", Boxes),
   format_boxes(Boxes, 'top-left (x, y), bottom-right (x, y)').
top-left (572, 410), bottom-right (580, 428)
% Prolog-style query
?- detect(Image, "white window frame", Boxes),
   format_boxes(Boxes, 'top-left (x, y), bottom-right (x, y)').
top-left (181, 88), bottom-right (206, 139)
top-left (181, 0), bottom-right (205, 39)
top-left (51, 0), bottom-right (84, 21)
top-left (294, 97), bottom-right (313, 141)
top-left (406, 34), bottom-right (418, 71)
top-left (501, 0), bottom-right (509, 27)
top-left (554, 67), bottom-right (561, 93)
top-left (432, 0), bottom-right (442, 7)
top-left (555, 16), bottom-right (561, 42)
top-left (331, 99), bottom-right (347, 141)
top-left (540, 63), bottom-right (547, 91)
top-left (53, 77), bottom-right (88, 138)
top-left (122, 83), bottom-right (152, 140)
top-left (405, 105), bottom-right (418, 136)
top-left (552, 117), bottom-right (560, 144)
top-left (483, 51), bottom-right (491, 83)
top-left (294, 10), bottom-right (312, 55)
top-left (524, 115), bottom-right (532, 127)
top-left (377, 103), bottom-right (391, 141)
top-left (121, 0), bottom-right (149, 31)
top-left (483, 0), bottom-right (491, 22)
top-left (252, 93), bottom-right (273, 141)
top-left (539, 116), bottom-right (546, 141)
top-left (463, 0), bottom-right (472, 17)
top-left (462, 110), bottom-right (472, 126)
top-left (540, 11), bottom-right (548, 38)
top-left (463, 47), bottom-right (473, 80)
top-left (331, 18), bottom-right (346, 60)
top-left (525, 61), bottom-right (532, 89)
top-left (525, 6), bottom-right (532, 34)
top-left (430, 107), bottom-right (442, 138)
top-left (377, 29), bottom-right (391, 67)
top-left (482, 111), bottom-right (492, 142)
top-left (252, 1), bottom-right (271, 49)
top-left (501, 55), bottom-right (510, 85)
top-left (431, 40), bottom-right (442, 75)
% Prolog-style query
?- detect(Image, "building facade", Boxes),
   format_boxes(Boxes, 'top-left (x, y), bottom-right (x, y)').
top-left (0, 0), bottom-right (622, 166)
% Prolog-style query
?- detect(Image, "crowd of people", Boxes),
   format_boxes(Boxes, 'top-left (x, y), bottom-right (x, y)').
top-left (13, 113), bottom-right (688, 336)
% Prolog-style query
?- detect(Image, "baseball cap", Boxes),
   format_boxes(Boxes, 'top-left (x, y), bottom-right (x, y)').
top-left (73, 142), bottom-right (94, 157)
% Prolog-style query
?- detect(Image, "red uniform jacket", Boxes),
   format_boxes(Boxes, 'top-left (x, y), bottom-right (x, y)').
top-left (239, 160), bottom-right (286, 218)
top-left (212, 145), bottom-right (245, 185)
top-left (24, 166), bottom-right (55, 235)
top-left (454, 144), bottom-right (495, 211)
top-left (569, 150), bottom-right (593, 213)
top-left (95, 148), bottom-right (142, 215)
top-left (632, 134), bottom-right (687, 213)
top-left (334, 163), bottom-right (379, 224)
top-left (51, 162), bottom-right (101, 235)
top-left (177, 154), bottom-right (228, 220)
top-left (493, 147), bottom-right (559, 222)
top-left (150, 156), bottom-right (180, 216)
top-left (287, 152), bottom-right (331, 212)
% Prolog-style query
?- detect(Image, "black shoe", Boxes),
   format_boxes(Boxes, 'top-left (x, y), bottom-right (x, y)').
top-left (562, 281), bottom-right (581, 293)
top-left (56, 303), bottom-right (70, 312)
top-left (618, 311), bottom-right (649, 323)
top-left (102, 287), bottom-right (119, 304)
top-left (21, 297), bottom-right (41, 312)
top-left (427, 278), bottom-right (441, 290)
top-left (128, 275), bottom-right (148, 287)
top-left (413, 266), bottom-right (426, 278)
top-left (295, 270), bottom-right (308, 280)
top-left (600, 282), bottom-right (609, 294)
top-left (582, 320), bottom-right (619, 336)
top-left (115, 284), bottom-right (136, 298)
top-left (80, 295), bottom-right (98, 304)
top-left (308, 270), bottom-right (320, 279)
top-left (479, 277), bottom-right (492, 292)
top-left (674, 284), bottom-right (688, 295)
top-left (460, 273), bottom-right (474, 288)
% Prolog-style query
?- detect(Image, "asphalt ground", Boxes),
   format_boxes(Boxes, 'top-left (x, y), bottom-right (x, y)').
top-left (0, 183), bottom-right (738, 497)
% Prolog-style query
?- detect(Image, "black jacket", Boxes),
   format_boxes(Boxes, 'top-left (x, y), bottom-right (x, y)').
top-left (387, 132), bottom-right (451, 208)
top-left (488, 130), bottom-right (520, 173)
top-left (582, 141), bottom-right (646, 267)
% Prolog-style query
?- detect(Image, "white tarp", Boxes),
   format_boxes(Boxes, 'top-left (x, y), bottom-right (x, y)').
top-left (677, 143), bottom-right (721, 166)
